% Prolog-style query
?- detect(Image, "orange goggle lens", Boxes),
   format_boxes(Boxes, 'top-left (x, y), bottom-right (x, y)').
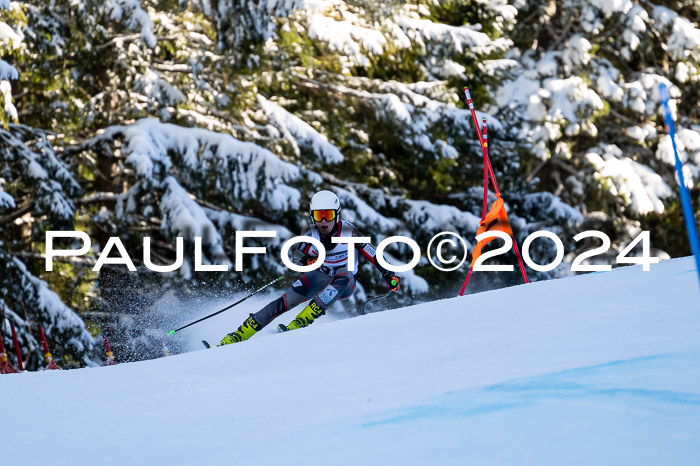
top-left (312, 209), bottom-right (337, 222)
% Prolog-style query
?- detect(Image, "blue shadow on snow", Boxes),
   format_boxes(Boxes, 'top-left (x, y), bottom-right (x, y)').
top-left (358, 353), bottom-right (700, 428)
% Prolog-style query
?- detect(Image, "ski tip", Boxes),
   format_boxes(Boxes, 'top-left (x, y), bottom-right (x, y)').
top-left (202, 340), bottom-right (211, 349)
top-left (166, 330), bottom-right (176, 336)
top-left (276, 324), bottom-right (288, 333)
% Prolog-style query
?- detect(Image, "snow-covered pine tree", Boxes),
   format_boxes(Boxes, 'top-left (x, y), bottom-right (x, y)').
top-left (0, 124), bottom-right (97, 369)
top-left (502, 0), bottom-right (700, 261)
top-left (0, 3), bottom-right (99, 368)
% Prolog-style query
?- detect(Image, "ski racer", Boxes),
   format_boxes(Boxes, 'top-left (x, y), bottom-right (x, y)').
top-left (216, 190), bottom-right (400, 346)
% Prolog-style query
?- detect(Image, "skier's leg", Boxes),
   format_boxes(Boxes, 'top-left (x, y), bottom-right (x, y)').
top-left (283, 270), bottom-right (355, 331)
top-left (217, 314), bottom-right (262, 346)
top-left (335, 271), bottom-right (356, 300)
top-left (250, 290), bottom-right (303, 328)
top-left (218, 272), bottom-right (329, 346)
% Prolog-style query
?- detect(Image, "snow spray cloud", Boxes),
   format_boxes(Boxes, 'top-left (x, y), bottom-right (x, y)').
top-left (45, 230), bottom-right (660, 274)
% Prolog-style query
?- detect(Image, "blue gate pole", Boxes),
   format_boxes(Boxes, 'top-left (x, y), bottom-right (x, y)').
top-left (659, 84), bottom-right (700, 293)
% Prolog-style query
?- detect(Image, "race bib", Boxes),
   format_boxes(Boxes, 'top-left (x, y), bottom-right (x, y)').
top-left (363, 243), bottom-right (376, 257)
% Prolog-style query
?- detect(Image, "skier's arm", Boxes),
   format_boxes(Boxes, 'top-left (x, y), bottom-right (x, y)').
top-left (352, 227), bottom-right (400, 291)
top-left (293, 227), bottom-right (319, 265)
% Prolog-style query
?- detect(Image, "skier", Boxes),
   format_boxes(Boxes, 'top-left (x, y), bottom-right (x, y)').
top-left (216, 190), bottom-right (400, 346)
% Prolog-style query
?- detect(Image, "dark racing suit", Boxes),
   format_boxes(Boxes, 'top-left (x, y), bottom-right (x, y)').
top-left (251, 220), bottom-right (390, 328)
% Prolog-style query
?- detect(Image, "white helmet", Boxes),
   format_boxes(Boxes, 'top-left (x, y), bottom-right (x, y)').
top-left (309, 190), bottom-right (341, 220)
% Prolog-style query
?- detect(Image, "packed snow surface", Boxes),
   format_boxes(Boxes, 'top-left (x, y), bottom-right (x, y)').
top-left (3, 257), bottom-right (700, 465)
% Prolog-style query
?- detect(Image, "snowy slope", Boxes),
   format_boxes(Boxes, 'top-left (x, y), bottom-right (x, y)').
top-left (3, 258), bottom-right (700, 466)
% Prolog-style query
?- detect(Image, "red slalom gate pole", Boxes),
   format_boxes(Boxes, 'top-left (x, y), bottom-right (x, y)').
top-left (483, 117), bottom-right (529, 282)
top-left (482, 119), bottom-right (488, 219)
top-left (460, 87), bottom-right (530, 294)
top-left (0, 330), bottom-right (19, 374)
top-left (464, 87), bottom-right (501, 195)
top-left (512, 238), bottom-right (530, 284)
top-left (38, 325), bottom-right (61, 370)
top-left (10, 323), bottom-right (24, 372)
top-left (103, 336), bottom-right (116, 366)
top-left (458, 267), bottom-right (474, 296)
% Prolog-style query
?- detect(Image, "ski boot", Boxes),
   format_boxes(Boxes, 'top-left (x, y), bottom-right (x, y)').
top-left (218, 315), bottom-right (262, 346)
top-left (277, 300), bottom-right (325, 332)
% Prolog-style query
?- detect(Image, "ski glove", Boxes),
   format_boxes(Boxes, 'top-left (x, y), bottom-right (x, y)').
top-left (384, 274), bottom-right (400, 291)
top-left (296, 254), bottom-right (318, 266)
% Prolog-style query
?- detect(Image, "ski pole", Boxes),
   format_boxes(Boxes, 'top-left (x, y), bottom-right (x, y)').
top-left (361, 290), bottom-right (393, 316)
top-left (166, 275), bottom-right (290, 335)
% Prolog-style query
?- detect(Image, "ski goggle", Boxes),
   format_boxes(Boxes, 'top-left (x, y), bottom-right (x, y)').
top-left (311, 209), bottom-right (337, 222)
